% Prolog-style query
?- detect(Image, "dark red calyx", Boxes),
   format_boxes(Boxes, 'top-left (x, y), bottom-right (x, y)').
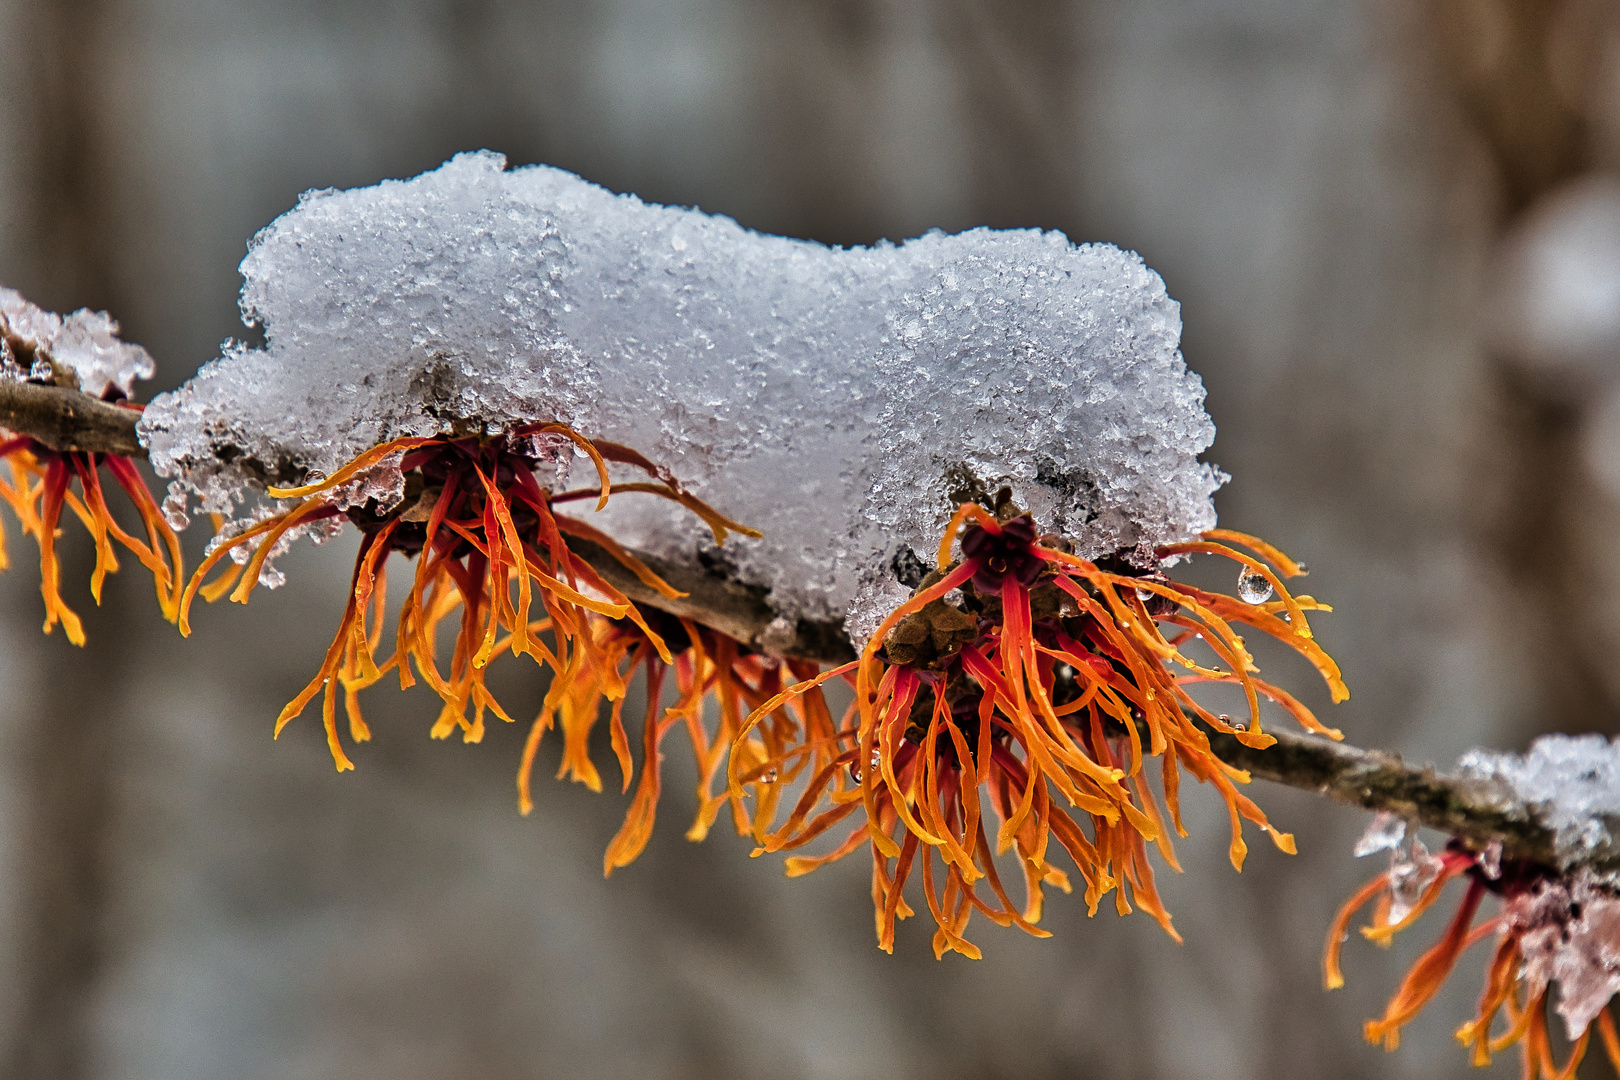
top-left (961, 514), bottom-right (1044, 595)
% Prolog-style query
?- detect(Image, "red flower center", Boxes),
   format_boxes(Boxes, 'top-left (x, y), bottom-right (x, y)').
top-left (960, 513), bottom-right (1044, 594)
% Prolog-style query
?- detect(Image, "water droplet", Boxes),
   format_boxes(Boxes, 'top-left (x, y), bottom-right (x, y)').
top-left (870, 748), bottom-right (882, 770)
top-left (848, 764), bottom-right (863, 783)
top-left (1237, 568), bottom-right (1274, 605)
top-left (761, 767), bottom-right (779, 784)
top-left (1217, 713), bottom-right (1231, 723)
top-left (1480, 839), bottom-right (1503, 880)
top-left (1294, 562), bottom-right (1310, 575)
top-left (1135, 587), bottom-right (1153, 602)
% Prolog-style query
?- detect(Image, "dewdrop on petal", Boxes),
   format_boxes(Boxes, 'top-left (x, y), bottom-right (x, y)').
top-left (1237, 566), bottom-right (1274, 605)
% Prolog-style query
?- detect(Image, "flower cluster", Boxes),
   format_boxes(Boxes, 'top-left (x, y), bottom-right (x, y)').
top-left (177, 427), bottom-right (848, 877)
top-left (170, 428), bottom-right (1347, 962)
top-left (0, 306), bottom-right (181, 641)
top-left (728, 497), bottom-right (1347, 956)
top-left (0, 435), bottom-right (182, 640)
top-left (1329, 838), bottom-right (1620, 1078)
top-left (0, 271), bottom-right (1356, 969)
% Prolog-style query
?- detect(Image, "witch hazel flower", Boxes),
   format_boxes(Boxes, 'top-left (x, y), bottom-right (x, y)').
top-left (178, 422), bottom-right (764, 834)
top-left (0, 288), bottom-right (181, 641)
top-left (126, 153), bottom-right (1343, 926)
top-left (733, 497), bottom-right (1345, 955)
top-left (1329, 847), bottom-right (1620, 1078)
top-left (1328, 735), bottom-right (1620, 1078)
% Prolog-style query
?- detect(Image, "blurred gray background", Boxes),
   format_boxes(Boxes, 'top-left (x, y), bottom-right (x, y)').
top-left (5, 0), bottom-right (1620, 1077)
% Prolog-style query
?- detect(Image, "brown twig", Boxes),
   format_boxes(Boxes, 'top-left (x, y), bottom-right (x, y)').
top-left (0, 380), bottom-right (142, 456)
top-left (566, 536), bottom-right (855, 665)
top-left (1206, 726), bottom-right (1594, 872)
top-left (0, 380), bottom-right (1597, 868)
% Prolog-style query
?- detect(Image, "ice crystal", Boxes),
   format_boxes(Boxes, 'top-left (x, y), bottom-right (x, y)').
top-left (141, 151), bottom-right (1223, 635)
top-left (1385, 838), bottom-right (1445, 925)
top-left (1353, 811), bottom-right (1406, 858)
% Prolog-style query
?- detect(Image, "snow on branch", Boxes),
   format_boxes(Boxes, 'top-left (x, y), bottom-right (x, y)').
top-left (9, 152), bottom-right (1620, 1076)
top-left (138, 152), bottom-right (1222, 643)
top-left (1, 366), bottom-right (1612, 878)
top-left (2, 153), bottom-right (1611, 877)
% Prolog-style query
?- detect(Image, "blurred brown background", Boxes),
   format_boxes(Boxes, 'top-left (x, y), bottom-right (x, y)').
top-left (5, 0), bottom-right (1620, 1077)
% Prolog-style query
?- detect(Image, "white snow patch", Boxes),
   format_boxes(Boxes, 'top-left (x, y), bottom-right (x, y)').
top-left (141, 151), bottom-right (1223, 636)
top-left (0, 287), bottom-right (155, 400)
top-left (1458, 734), bottom-right (1620, 867)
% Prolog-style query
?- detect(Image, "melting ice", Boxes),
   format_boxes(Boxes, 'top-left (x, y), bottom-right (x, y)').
top-left (1507, 870), bottom-right (1620, 1040)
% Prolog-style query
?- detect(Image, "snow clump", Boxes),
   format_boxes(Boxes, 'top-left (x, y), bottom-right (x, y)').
top-left (140, 151), bottom-right (1223, 639)
top-left (1458, 734), bottom-right (1620, 868)
top-left (0, 287), bottom-right (154, 399)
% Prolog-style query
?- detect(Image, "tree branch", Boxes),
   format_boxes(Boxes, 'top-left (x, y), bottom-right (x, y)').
top-left (1205, 726), bottom-right (1596, 871)
top-left (0, 380), bottom-right (142, 456)
top-left (566, 536), bottom-right (855, 665)
top-left (1, 380), bottom-right (1594, 871)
